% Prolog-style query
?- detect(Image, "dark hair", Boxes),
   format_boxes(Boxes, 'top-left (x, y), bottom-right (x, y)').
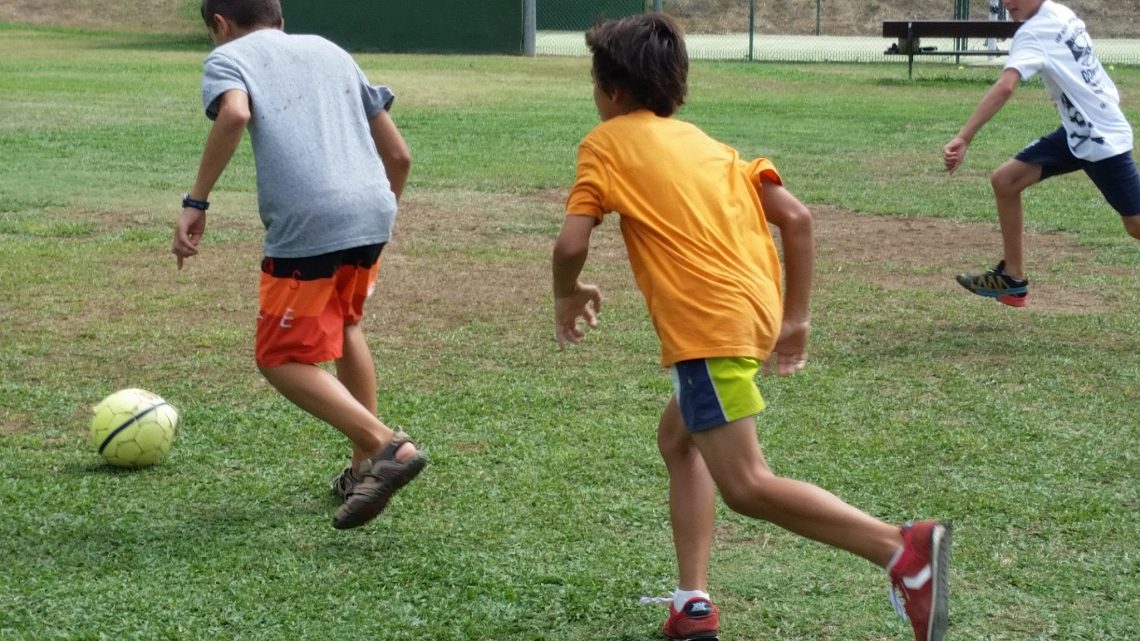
top-left (201, 0), bottom-right (283, 30)
top-left (585, 13), bottom-right (688, 117)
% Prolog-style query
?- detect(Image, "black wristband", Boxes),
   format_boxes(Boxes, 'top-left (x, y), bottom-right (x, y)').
top-left (182, 193), bottom-right (209, 211)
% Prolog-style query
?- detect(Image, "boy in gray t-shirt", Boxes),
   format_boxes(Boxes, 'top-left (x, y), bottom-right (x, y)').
top-left (172, 0), bottom-right (426, 530)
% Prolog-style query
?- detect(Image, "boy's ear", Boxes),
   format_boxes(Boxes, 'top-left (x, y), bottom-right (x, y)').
top-left (208, 13), bottom-right (225, 34)
top-left (209, 12), bottom-right (238, 39)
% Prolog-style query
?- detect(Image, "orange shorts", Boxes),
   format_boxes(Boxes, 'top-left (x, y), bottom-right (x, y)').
top-left (255, 244), bottom-right (384, 368)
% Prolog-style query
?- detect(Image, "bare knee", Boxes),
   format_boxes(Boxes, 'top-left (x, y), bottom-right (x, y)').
top-left (718, 469), bottom-right (777, 516)
top-left (991, 160), bottom-right (1039, 199)
top-left (990, 169), bottom-right (1022, 198)
top-left (658, 430), bottom-right (698, 466)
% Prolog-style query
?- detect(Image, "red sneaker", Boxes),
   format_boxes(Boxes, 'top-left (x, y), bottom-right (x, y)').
top-left (888, 520), bottom-right (953, 641)
top-left (663, 597), bottom-right (719, 641)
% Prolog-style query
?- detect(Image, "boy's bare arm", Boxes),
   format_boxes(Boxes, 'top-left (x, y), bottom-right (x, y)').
top-left (173, 89), bottom-right (250, 268)
top-left (369, 110), bottom-right (411, 201)
top-left (944, 68), bottom-right (1021, 173)
top-left (552, 214), bottom-right (603, 349)
top-left (760, 180), bottom-right (813, 375)
top-left (190, 90), bottom-right (250, 201)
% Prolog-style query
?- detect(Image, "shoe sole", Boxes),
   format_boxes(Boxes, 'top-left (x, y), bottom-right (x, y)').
top-left (332, 455), bottom-right (427, 529)
top-left (996, 294), bottom-right (1028, 308)
top-left (928, 521), bottom-right (953, 641)
top-left (955, 281), bottom-right (1029, 307)
top-left (668, 634), bottom-right (718, 641)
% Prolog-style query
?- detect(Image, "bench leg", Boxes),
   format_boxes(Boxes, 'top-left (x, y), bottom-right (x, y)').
top-left (907, 22), bottom-right (915, 79)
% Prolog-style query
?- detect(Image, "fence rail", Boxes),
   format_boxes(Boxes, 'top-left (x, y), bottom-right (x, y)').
top-left (535, 0), bottom-right (1140, 65)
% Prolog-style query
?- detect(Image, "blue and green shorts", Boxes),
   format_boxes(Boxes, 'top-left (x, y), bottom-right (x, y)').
top-left (669, 357), bottom-right (766, 432)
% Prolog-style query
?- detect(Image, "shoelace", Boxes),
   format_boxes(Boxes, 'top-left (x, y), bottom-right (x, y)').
top-left (888, 583), bottom-right (910, 621)
top-left (639, 594), bottom-right (673, 606)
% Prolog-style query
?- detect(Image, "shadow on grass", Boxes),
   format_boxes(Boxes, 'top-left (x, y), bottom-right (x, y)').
top-left (875, 73), bottom-right (1002, 87)
top-left (91, 32), bottom-right (210, 52)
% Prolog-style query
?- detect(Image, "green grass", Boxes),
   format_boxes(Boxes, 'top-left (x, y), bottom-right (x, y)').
top-left (1, 24), bottom-right (1138, 641)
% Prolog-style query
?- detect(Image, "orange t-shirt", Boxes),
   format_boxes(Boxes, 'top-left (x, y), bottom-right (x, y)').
top-left (566, 110), bottom-right (783, 367)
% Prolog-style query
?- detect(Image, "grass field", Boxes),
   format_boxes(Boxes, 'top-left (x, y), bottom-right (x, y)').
top-left (1, 22), bottom-right (1138, 641)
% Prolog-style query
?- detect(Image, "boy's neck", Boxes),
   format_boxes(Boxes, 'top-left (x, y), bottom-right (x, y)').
top-left (1010, 0), bottom-right (1047, 22)
top-left (209, 16), bottom-right (282, 46)
top-left (232, 24), bottom-right (280, 40)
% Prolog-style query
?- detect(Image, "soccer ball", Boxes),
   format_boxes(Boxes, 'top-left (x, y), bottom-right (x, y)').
top-left (90, 388), bottom-right (179, 468)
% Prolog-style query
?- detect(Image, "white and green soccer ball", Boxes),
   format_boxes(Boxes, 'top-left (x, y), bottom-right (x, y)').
top-left (90, 388), bottom-right (179, 468)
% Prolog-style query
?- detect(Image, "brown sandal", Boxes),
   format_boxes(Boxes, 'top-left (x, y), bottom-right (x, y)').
top-left (332, 431), bottom-right (427, 529)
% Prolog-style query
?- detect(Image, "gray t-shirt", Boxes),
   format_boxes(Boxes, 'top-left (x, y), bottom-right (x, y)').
top-left (202, 29), bottom-right (398, 258)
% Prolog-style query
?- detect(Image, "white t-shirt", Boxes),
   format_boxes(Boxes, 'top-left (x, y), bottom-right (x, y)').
top-left (1005, 0), bottom-right (1133, 161)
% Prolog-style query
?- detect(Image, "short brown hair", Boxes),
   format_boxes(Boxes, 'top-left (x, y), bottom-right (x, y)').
top-left (201, 0), bottom-right (283, 30)
top-left (585, 13), bottom-right (688, 117)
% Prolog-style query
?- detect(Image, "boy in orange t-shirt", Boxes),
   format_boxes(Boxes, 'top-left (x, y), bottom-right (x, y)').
top-left (552, 14), bottom-right (951, 641)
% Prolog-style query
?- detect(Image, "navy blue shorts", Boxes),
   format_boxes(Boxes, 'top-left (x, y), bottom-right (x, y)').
top-left (1015, 127), bottom-right (1140, 216)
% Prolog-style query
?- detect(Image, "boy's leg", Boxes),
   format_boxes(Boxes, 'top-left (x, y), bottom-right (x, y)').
top-left (261, 361), bottom-right (423, 527)
top-left (257, 245), bottom-right (424, 527)
top-left (691, 419), bottom-right (951, 641)
top-left (658, 396), bottom-right (716, 591)
top-left (690, 418), bottom-right (902, 566)
top-left (259, 361), bottom-right (412, 462)
top-left (988, 158), bottom-right (1042, 280)
top-left (1082, 150), bottom-right (1140, 241)
top-left (658, 397), bottom-right (721, 640)
top-left (955, 158), bottom-right (1039, 306)
top-left (1124, 214), bottom-right (1140, 240)
top-left (335, 322), bottom-right (417, 472)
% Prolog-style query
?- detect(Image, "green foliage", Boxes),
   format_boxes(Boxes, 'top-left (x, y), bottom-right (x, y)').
top-left (1, 26), bottom-right (1137, 641)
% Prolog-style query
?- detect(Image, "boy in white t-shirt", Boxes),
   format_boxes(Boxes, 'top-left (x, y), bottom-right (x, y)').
top-left (944, 0), bottom-right (1140, 307)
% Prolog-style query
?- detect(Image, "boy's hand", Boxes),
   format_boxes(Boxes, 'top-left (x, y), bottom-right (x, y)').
top-left (554, 283), bottom-right (603, 350)
top-left (763, 318), bottom-right (809, 376)
top-left (172, 207), bottom-right (206, 269)
top-left (943, 136), bottom-right (969, 174)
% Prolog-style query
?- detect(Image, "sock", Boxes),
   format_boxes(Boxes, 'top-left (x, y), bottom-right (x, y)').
top-left (885, 546), bottom-right (904, 574)
top-left (673, 588), bottom-right (710, 612)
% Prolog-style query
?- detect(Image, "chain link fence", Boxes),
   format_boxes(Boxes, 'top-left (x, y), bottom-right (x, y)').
top-left (535, 0), bottom-right (1140, 65)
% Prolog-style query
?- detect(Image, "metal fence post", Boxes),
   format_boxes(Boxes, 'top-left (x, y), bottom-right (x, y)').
top-left (954, 0), bottom-right (970, 63)
top-left (748, 0), bottom-right (755, 61)
top-left (986, 0), bottom-right (1006, 53)
top-left (522, 0), bottom-right (536, 56)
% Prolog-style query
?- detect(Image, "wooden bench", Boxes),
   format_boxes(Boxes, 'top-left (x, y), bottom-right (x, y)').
top-left (883, 20), bottom-right (1023, 78)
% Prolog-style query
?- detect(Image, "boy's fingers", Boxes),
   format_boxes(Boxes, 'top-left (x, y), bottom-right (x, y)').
top-left (555, 319), bottom-right (579, 350)
top-left (779, 352), bottom-right (807, 375)
top-left (763, 351), bottom-right (806, 376)
top-left (582, 304), bottom-right (597, 328)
